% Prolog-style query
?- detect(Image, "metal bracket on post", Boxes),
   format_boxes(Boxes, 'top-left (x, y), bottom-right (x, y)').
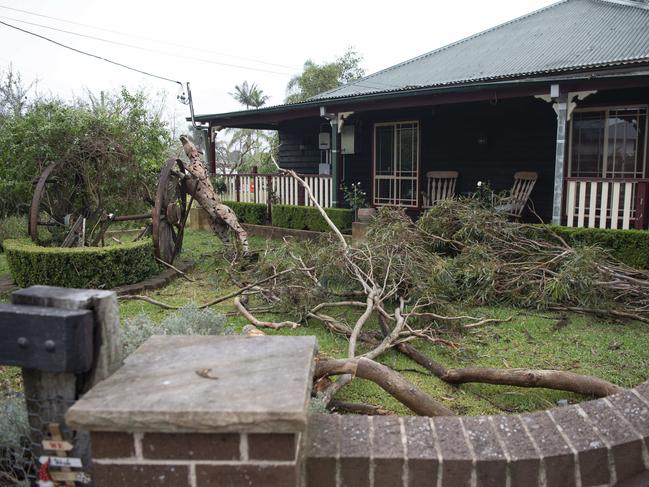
top-left (1, 285), bottom-right (123, 479)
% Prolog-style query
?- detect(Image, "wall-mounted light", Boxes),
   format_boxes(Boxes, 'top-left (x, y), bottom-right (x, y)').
top-left (477, 133), bottom-right (488, 146)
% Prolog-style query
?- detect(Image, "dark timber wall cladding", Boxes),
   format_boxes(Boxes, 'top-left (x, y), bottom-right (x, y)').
top-left (276, 87), bottom-right (649, 222)
top-left (278, 119), bottom-right (322, 174)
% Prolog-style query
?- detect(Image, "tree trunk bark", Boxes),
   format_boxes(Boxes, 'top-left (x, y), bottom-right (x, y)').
top-left (396, 343), bottom-right (622, 398)
top-left (180, 135), bottom-right (249, 254)
top-left (315, 357), bottom-right (454, 417)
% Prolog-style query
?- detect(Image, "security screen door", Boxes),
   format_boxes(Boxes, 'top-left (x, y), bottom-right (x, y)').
top-left (373, 121), bottom-right (419, 207)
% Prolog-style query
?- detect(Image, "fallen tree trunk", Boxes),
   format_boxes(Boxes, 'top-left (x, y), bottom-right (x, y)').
top-left (315, 357), bottom-right (453, 417)
top-left (180, 135), bottom-right (249, 254)
top-left (396, 343), bottom-right (622, 398)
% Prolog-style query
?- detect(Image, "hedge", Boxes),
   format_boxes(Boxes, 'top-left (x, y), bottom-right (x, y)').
top-left (223, 201), bottom-right (267, 225)
top-left (547, 225), bottom-right (649, 269)
top-left (272, 205), bottom-right (353, 233)
top-left (4, 238), bottom-right (159, 289)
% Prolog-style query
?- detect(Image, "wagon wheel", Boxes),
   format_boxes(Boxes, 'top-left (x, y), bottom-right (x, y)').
top-left (29, 161), bottom-right (94, 245)
top-left (152, 158), bottom-right (189, 264)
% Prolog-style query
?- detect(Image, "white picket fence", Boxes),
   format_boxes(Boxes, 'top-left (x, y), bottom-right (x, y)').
top-left (216, 173), bottom-right (332, 208)
top-left (565, 179), bottom-right (646, 230)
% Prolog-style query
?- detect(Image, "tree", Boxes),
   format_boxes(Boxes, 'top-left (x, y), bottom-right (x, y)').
top-left (285, 48), bottom-right (365, 103)
top-left (0, 84), bottom-right (172, 217)
top-left (0, 64), bottom-right (37, 121)
top-left (216, 81), bottom-right (273, 175)
top-left (229, 81), bottom-right (269, 110)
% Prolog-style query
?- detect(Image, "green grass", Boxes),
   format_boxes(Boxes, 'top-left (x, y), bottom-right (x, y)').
top-left (116, 229), bottom-right (649, 416)
top-left (2, 228), bottom-right (649, 416)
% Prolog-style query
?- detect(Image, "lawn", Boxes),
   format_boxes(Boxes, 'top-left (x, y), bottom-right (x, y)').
top-left (0, 253), bottom-right (8, 276)
top-left (1, 228), bottom-right (648, 414)
top-left (116, 229), bottom-right (649, 416)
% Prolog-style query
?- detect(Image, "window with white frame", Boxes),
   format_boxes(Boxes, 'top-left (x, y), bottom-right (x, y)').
top-left (373, 121), bottom-right (419, 207)
top-left (569, 106), bottom-right (648, 179)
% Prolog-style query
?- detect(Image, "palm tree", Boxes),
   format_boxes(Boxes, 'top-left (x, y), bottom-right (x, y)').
top-left (230, 81), bottom-right (269, 110)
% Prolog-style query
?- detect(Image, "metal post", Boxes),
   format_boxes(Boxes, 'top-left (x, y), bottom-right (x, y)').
top-left (552, 94), bottom-right (569, 225)
top-left (330, 117), bottom-right (339, 207)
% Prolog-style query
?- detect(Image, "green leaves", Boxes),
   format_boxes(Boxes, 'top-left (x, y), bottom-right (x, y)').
top-left (285, 48), bottom-right (365, 103)
top-left (4, 238), bottom-right (158, 289)
top-left (0, 87), bottom-right (171, 218)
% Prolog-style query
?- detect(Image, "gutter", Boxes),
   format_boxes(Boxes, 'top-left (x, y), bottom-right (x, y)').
top-left (189, 65), bottom-right (649, 124)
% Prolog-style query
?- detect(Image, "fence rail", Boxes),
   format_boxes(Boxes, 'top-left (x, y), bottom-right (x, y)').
top-left (565, 178), bottom-right (649, 230)
top-left (215, 173), bottom-right (333, 208)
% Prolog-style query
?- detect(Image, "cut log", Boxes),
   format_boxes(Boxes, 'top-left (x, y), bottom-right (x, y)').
top-left (179, 135), bottom-right (249, 254)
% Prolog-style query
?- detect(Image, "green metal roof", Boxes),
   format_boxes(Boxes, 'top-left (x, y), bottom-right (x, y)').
top-left (194, 0), bottom-right (649, 124)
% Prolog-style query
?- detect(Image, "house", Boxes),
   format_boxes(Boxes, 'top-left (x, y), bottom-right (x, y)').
top-left (193, 0), bottom-right (649, 229)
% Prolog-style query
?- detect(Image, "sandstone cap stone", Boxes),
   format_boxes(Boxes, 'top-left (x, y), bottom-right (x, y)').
top-left (66, 335), bottom-right (316, 433)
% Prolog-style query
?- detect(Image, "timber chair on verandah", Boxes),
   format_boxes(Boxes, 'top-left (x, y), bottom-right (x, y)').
top-left (421, 171), bottom-right (459, 208)
top-left (495, 171), bottom-right (538, 218)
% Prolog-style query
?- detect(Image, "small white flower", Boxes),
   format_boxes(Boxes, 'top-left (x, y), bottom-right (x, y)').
top-left (477, 181), bottom-right (483, 187)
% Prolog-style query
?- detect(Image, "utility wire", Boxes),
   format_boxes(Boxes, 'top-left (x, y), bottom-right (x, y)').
top-left (0, 3), bottom-right (300, 71)
top-left (0, 15), bottom-right (293, 76)
top-left (0, 19), bottom-right (183, 86)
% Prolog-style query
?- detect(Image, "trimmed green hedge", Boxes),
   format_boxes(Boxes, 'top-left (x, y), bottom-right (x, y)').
top-left (272, 205), bottom-right (353, 233)
top-left (4, 238), bottom-right (159, 288)
top-left (547, 225), bottom-right (649, 269)
top-left (223, 201), bottom-right (267, 225)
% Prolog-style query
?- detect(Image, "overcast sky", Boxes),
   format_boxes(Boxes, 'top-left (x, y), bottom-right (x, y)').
top-left (0, 0), bottom-right (556, 126)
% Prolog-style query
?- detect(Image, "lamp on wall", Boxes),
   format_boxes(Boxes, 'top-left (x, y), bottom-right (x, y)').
top-left (477, 132), bottom-right (488, 146)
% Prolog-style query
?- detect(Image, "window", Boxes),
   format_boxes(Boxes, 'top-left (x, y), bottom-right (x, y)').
top-left (373, 121), bottom-right (419, 207)
top-left (569, 107), bottom-right (648, 179)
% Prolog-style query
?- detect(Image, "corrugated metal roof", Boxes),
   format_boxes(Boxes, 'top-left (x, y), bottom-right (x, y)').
top-left (312, 0), bottom-right (649, 101)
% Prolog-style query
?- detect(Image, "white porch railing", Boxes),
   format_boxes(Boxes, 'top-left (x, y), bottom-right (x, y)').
top-left (565, 178), bottom-right (649, 230)
top-left (215, 173), bottom-right (333, 208)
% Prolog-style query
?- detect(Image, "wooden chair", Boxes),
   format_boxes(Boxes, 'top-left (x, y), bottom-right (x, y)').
top-left (496, 171), bottom-right (538, 218)
top-left (421, 171), bottom-right (459, 207)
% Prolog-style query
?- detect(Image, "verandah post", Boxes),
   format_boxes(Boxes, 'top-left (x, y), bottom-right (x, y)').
top-left (635, 181), bottom-right (649, 230)
top-left (552, 92), bottom-right (569, 225)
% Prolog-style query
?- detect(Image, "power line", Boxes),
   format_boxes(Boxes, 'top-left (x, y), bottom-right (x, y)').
top-left (0, 19), bottom-right (183, 86)
top-left (0, 14), bottom-right (293, 76)
top-left (0, 3), bottom-right (300, 72)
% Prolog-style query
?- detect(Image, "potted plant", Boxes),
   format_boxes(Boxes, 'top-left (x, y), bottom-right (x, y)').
top-left (342, 182), bottom-right (375, 222)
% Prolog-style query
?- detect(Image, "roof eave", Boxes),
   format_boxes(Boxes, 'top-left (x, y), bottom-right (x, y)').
top-left (190, 65), bottom-right (649, 127)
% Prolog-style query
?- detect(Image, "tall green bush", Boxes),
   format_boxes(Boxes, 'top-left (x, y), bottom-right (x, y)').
top-left (4, 238), bottom-right (158, 288)
top-left (272, 204), bottom-right (353, 233)
top-left (0, 88), bottom-right (171, 218)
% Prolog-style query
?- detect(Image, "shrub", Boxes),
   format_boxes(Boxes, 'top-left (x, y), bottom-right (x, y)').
top-left (223, 201), bottom-right (267, 225)
top-left (272, 204), bottom-right (353, 233)
top-left (0, 216), bottom-right (26, 251)
top-left (546, 225), bottom-right (649, 269)
top-left (4, 238), bottom-right (159, 288)
top-left (121, 305), bottom-right (230, 355)
top-left (0, 395), bottom-right (32, 486)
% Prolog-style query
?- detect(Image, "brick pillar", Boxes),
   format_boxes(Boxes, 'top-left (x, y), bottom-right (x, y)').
top-left (66, 335), bottom-right (316, 487)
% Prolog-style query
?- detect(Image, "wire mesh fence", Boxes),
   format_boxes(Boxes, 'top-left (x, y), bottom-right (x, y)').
top-left (1, 391), bottom-right (77, 486)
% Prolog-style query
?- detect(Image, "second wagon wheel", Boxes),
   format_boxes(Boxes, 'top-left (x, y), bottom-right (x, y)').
top-left (152, 158), bottom-right (189, 264)
top-left (29, 161), bottom-right (93, 245)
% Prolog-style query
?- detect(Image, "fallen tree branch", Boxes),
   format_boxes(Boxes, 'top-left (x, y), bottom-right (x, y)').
top-left (549, 306), bottom-right (649, 325)
top-left (117, 268), bottom-right (297, 309)
top-left (155, 257), bottom-right (196, 282)
top-left (234, 296), bottom-right (301, 329)
top-left (315, 356), bottom-right (454, 416)
top-left (396, 343), bottom-right (622, 397)
top-left (327, 400), bottom-right (393, 416)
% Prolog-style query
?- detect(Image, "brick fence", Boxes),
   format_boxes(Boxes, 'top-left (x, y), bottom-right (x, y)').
top-left (66, 335), bottom-right (649, 487)
top-left (307, 383), bottom-right (649, 487)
